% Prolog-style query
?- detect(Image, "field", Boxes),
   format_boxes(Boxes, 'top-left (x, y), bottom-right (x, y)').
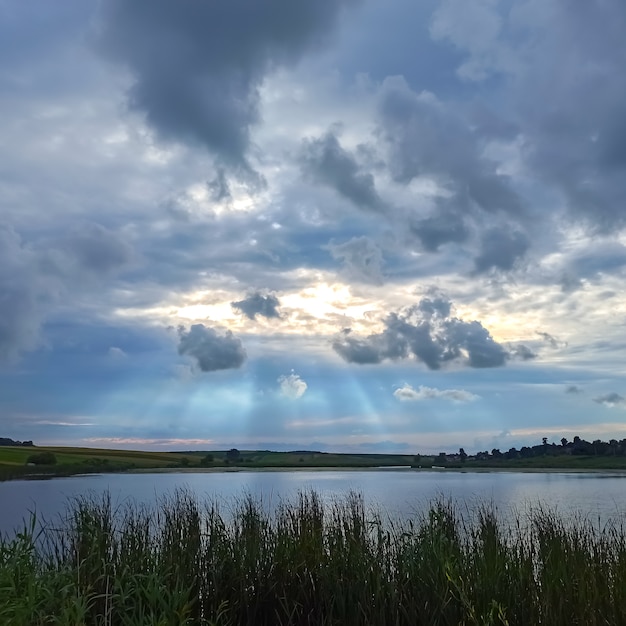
top-left (3, 444), bottom-right (626, 482)
top-left (3, 489), bottom-right (626, 625)
top-left (0, 446), bottom-right (421, 481)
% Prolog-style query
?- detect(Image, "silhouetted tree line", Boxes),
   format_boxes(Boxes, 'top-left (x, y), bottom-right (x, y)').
top-left (0, 437), bottom-right (34, 447)
top-left (474, 436), bottom-right (626, 460)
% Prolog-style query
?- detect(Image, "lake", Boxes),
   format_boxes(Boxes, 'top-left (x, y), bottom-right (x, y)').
top-left (2, 468), bottom-right (626, 537)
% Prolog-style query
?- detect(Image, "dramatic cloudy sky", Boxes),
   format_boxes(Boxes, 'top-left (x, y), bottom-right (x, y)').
top-left (2, 0), bottom-right (626, 454)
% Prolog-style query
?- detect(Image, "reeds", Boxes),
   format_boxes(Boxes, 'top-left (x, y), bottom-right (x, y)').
top-left (1, 489), bottom-right (626, 625)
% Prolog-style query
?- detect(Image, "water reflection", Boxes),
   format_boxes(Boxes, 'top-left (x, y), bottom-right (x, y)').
top-left (2, 469), bottom-right (626, 537)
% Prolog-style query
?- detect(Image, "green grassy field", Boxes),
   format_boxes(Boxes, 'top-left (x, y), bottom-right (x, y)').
top-left (0, 446), bottom-right (422, 481)
top-left (3, 444), bottom-right (626, 482)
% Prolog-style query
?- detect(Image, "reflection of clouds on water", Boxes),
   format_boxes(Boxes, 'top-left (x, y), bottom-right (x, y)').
top-left (3, 470), bottom-right (626, 539)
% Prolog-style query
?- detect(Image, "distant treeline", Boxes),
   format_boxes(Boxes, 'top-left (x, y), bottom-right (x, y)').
top-left (0, 437), bottom-right (34, 447)
top-left (473, 436), bottom-right (626, 460)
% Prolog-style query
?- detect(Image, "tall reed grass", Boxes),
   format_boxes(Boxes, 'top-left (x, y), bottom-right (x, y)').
top-left (1, 489), bottom-right (626, 625)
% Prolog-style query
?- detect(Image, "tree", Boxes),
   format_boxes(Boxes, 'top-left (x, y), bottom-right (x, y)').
top-left (561, 437), bottom-right (568, 447)
top-left (459, 448), bottom-right (467, 463)
top-left (505, 447), bottom-right (519, 460)
top-left (226, 448), bottom-right (241, 462)
top-left (26, 452), bottom-right (57, 465)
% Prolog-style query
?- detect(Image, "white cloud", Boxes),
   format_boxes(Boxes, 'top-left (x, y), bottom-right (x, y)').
top-left (394, 384), bottom-right (479, 403)
top-left (278, 372), bottom-right (308, 399)
top-left (108, 346), bottom-right (127, 359)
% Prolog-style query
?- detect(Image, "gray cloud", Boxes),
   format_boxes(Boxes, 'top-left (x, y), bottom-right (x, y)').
top-left (430, 1), bottom-right (626, 231)
top-left (332, 328), bottom-right (406, 365)
top-left (178, 324), bottom-right (246, 372)
top-left (566, 385), bottom-right (583, 394)
top-left (377, 77), bottom-right (525, 219)
top-left (207, 168), bottom-right (231, 203)
top-left (410, 208), bottom-right (469, 252)
top-left (97, 0), bottom-right (359, 175)
top-left (300, 131), bottom-right (383, 211)
top-left (508, 344), bottom-right (537, 361)
top-left (537, 331), bottom-right (561, 349)
top-left (593, 393), bottom-right (626, 408)
top-left (474, 227), bottom-right (529, 273)
top-left (333, 295), bottom-right (508, 369)
top-left (519, 3), bottom-right (626, 232)
top-left (0, 228), bottom-right (54, 362)
top-left (327, 236), bottom-right (384, 284)
top-left (0, 222), bottom-right (135, 363)
top-left (63, 223), bottom-right (133, 274)
top-left (231, 292), bottom-right (281, 320)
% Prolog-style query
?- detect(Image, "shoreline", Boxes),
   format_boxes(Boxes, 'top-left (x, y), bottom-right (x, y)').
top-left (127, 465), bottom-right (626, 475)
top-left (5, 464), bottom-right (626, 482)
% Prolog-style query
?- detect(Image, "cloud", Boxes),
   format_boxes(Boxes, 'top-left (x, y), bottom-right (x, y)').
top-left (410, 208), bottom-right (469, 252)
top-left (474, 227), bottom-right (529, 273)
top-left (63, 223), bottom-right (133, 275)
top-left (508, 344), bottom-right (537, 361)
top-left (593, 393), bottom-right (625, 408)
top-left (430, 0), bottom-right (508, 81)
top-left (207, 168), bottom-right (232, 202)
top-left (332, 295), bottom-right (508, 369)
top-left (430, 0), bottom-right (626, 231)
top-left (394, 384), bottom-right (478, 403)
top-left (96, 0), bottom-right (359, 175)
top-left (327, 236), bottom-right (384, 284)
top-left (0, 228), bottom-right (57, 362)
top-left (0, 222), bottom-right (133, 363)
top-left (278, 372), bottom-right (308, 399)
top-left (107, 346), bottom-right (127, 359)
top-left (537, 332), bottom-right (560, 349)
top-left (377, 77), bottom-right (524, 220)
top-left (177, 324), bottom-right (246, 372)
top-left (300, 131), bottom-right (383, 211)
top-left (231, 292), bottom-right (281, 320)
top-left (566, 385), bottom-right (583, 394)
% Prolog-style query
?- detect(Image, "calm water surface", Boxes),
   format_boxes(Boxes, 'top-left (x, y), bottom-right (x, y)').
top-left (2, 469), bottom-right (626, 536)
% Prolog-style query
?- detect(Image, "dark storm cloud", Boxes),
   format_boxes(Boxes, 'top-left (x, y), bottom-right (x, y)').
top-left (508, 344), bottom-right (537, 361)
top-left (332, 295), bottom-right (508, 369)
top-left (64, 223), bottom-right (133, 274)
top-left (0, 228), bottom-right (53, 362)
top-left (474, 227), bottom-right (529, 273)
top-left (0, 223), bottom-right (134, 363)
top-left (566, 385), bottom-right (583, 394)
top-left (96, 0), bottom-right (359, 174)
top-left (430, 1), bottom-right (626, 231)
top-left (177, 324), bottom-right (246, 372)
top-left (518, 2), bottom-right (626, 231)
top-left (332, 328), bottom-right (406, 365)
top-left (231, 292), bottom-right (281, 320)
top-left (409, 208), bottom-right (469, 252)
top-left (300, 132), bottom-right (383, 211)
top-left (593, 393), bottom-right (626, 408)
top-left (327, 236), bottom-right (384, 284)
top-left (377, 76), bottom-right (525, 219)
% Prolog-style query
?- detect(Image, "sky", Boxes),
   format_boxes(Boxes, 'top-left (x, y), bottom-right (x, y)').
top-left (1, 0), bottom-right (626, 454)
